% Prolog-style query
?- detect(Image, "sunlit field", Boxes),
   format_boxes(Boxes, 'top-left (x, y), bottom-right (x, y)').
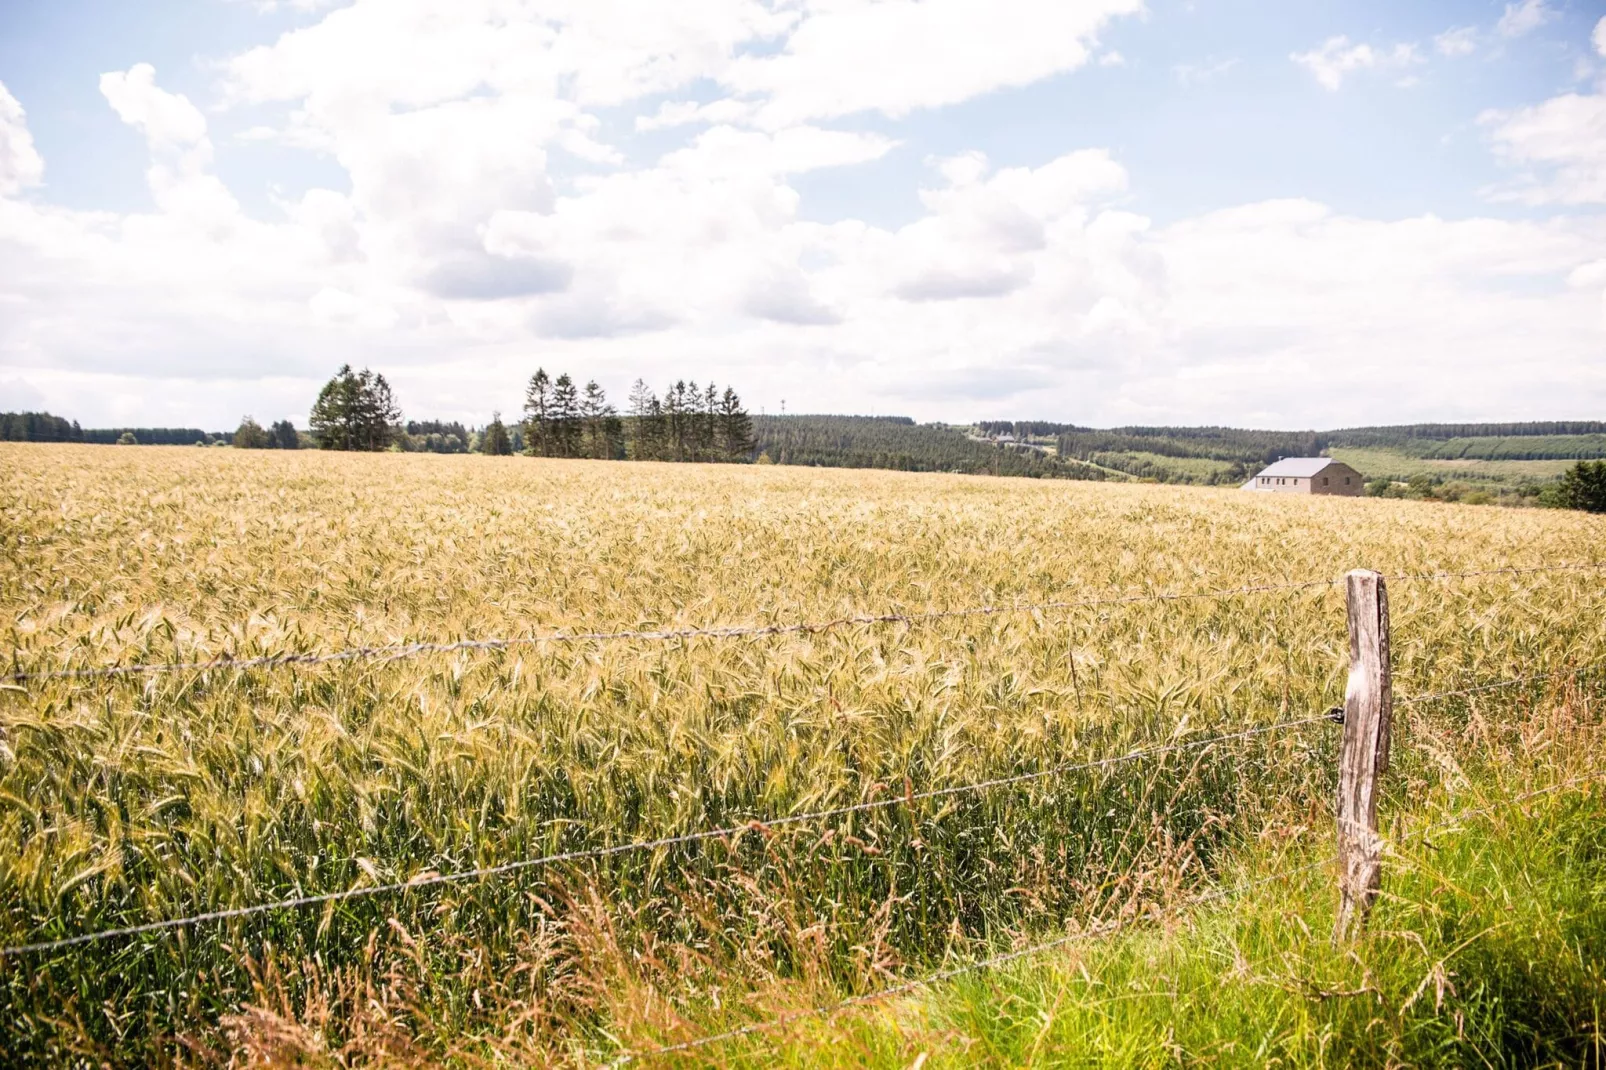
top-left (3, 444), bottom-right (1605, 1066)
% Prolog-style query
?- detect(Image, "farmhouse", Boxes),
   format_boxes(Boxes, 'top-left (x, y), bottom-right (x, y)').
top-left (1243, 457), bottom-right (1363, 496)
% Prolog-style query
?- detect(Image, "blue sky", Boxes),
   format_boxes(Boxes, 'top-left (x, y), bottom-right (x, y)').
top-left (1, 0), bottom-right (1603, 429)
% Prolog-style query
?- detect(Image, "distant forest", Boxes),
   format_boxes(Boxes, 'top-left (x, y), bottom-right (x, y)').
top-left (755, 415), bottom-right (1109, 481)
top-left (7, 407), bottom-right (1605, 478)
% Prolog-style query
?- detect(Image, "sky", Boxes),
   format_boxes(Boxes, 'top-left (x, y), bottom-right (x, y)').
top-left (0, 0), bottom-right (1604, 431)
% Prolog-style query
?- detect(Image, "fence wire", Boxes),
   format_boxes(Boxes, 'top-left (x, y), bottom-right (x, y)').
top-left (1395, 658), bottom-right (1606, 707)
top-left (0, 714), bottom-right (1332, 959)
top-left (613, 766), bottom-right (1606, 1065)
top-left (5, 577), bottom-right (1341, 683)
top-left (8, 560), bottom-right (1602, 685)
top-left (610, 851), bottom-right (1341, 1064)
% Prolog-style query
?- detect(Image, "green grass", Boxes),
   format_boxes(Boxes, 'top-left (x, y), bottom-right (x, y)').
top-left (662, 723), bottom-right (1606, 1068)
top-left (1329, 448), bottom-right (1575, 487)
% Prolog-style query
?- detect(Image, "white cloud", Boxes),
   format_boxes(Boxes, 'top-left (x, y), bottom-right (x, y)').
top-left (1497, 0), bottom-right (1551, 39)
top-left (1291, 36), bottom-right (1420, 91)
top-left (0, 81), bottom-right (44, 195)
top-left (1594, 15), bottom-right (1606, 59)
top-left (99, 64), bottom-right (208, 150)
top-left (1434, 26), bottom-right (1478, 57)
top-left (2, 1), bottom-right (1605, 429)
top-left (1483, 91), bottom-right (1606, 205)
top-left (724, 0), bottom-right (1143, 127)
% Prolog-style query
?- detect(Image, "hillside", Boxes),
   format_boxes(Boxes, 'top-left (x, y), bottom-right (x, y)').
top-left (751, 417), bottom-right (1606, 502)
top-left (752, 414), bottom-right (1111, 480)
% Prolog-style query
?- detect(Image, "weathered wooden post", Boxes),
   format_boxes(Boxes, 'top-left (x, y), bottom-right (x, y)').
top-left (1335, 568), bottom-right (1392, 942)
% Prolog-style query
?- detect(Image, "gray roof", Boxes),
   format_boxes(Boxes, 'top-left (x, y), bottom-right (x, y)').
top-left (1255, 457), bottom-right (1342, 478)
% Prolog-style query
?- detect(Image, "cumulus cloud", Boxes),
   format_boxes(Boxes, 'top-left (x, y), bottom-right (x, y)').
top-left (100, 64), bottom-right (208, 150)
top-left (1497, 0), bottom-right (1551, 39)
top-left (724, 0), bottom-right (1142, 127)
top-left (0, 81), bottom-right (44, 195)
top-left (2, 1), bottom-right (1604, 428)
top-left (1291, 36), bottom-right (1420, 91)
top-left (1482, 23), bottom-right (1606, 213)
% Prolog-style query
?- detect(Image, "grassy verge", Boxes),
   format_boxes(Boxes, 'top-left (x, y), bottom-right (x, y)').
top-left (614, 694), bottom-right (1606, 1069)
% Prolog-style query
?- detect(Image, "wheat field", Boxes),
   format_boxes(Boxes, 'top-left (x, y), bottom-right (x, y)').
top-left (2, 444), bottom-right (1605, 1065)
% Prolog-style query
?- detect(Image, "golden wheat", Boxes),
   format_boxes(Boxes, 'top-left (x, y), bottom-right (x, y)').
top-left (1, 443), bottom-right (1604, 1064)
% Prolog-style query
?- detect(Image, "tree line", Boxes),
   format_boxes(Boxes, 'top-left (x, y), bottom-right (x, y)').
top-left (286, 364), bottom-right (757, 462)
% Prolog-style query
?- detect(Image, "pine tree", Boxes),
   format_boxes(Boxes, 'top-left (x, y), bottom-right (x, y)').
top-left (309, 365), bottom-right (360, 449)
top-left (627, 379), bottom-right (661, 460)
top-left (482, 412), bottom-right (512, 455)
top-left (581, 380), bottom-right (616, 459)
top-left (1555, 460), bottom-right (1606, 512)
top-left (718, 386), bottom-right (754, 461)
top-left (551, 373), bottom-right (582, 457)
top-left (692, 382), bottom-right (718, 461)
top-left (357, 369), bottom-right (401, 450)
top-left (309, 365), bottom-right (400, 451)
top-left (664, 380), bottom-right (689, 461)
top-left (270, 420), bottom-right (299, 449)
top-left (523, 369), bottom-right (552, 456)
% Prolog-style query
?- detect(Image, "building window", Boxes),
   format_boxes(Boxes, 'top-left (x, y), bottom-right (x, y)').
top-left (1345, 477), bottom-right (1351, 484)
top-left (1322, 477), bottom-right (1329, 485)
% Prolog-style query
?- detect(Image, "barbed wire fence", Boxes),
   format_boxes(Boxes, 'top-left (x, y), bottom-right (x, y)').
top-left (0, 561), bottom-right (1603, 1062)
top-left (7, 561), bottom-right (1603, 684)
top-left (611, 766), bottom-right (1606, 1066)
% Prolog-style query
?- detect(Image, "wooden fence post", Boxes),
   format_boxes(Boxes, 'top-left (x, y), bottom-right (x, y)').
top-left (1335, 568), bottom-right (1392, 942)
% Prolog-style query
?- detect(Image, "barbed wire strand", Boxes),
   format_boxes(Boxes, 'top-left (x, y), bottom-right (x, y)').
top-left (1390, 562), bottom-right (1606, 584)
top-left (1395, 659), bottom-right (1606, 707)
top-left (9, 560), bottom-right (1604, 685)
top-left (616, 765), bottom-right (1606, 1064)
top-left (7, 578), bottom-right (1342, 683)
top-left (0, 714), bottom-right (1332, 959)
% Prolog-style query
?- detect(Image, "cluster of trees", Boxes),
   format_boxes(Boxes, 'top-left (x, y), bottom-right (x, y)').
top-left (401, 420), bottom-right (471, 453)
top-left (621, 378), bottom-right (753, 462)
top-left (308, 365), bottom-right (402, 451)
top-left (1551, 460), bottom-right (1606, 512)
top-left (232, 418), bottom-right (300, 449)
top-left (519, 371), bottom-right (755, 462)
top-left (522, 370), bottom-right (625, 458)
top-left (977, 420), bottom-right (1084, 439)
top-left (91, 427), bottom-right (223, 445)
top-left (1, 412), bottom-right (83, 441)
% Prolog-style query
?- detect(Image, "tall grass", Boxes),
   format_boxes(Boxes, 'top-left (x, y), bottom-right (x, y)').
top-left (1, 444), bottom-right (1604, 1065)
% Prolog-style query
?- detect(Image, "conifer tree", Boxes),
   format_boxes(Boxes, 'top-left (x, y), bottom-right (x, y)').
top-left (482, 412), bottom-right (512, 455)
top-left (581, 380), bottom-right (617, 459)
top-left (694, 382), bottom-right (718, 461)
top-left (664, 380), bottom-right (689, 460)
top-left (309, 365), bottom-right (400, 450)
top-left (551, 373), bottom-right (582, 457)
top-left (718, 386), bottom-right (754, 460)
top-left (523, 369), bottom-right (552, 456)
top-left (627, 379), bottom-right (662, 460)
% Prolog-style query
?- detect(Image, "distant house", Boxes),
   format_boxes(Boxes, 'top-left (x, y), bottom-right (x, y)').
top-left (1243, 457), bottom-right (1363, 496)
